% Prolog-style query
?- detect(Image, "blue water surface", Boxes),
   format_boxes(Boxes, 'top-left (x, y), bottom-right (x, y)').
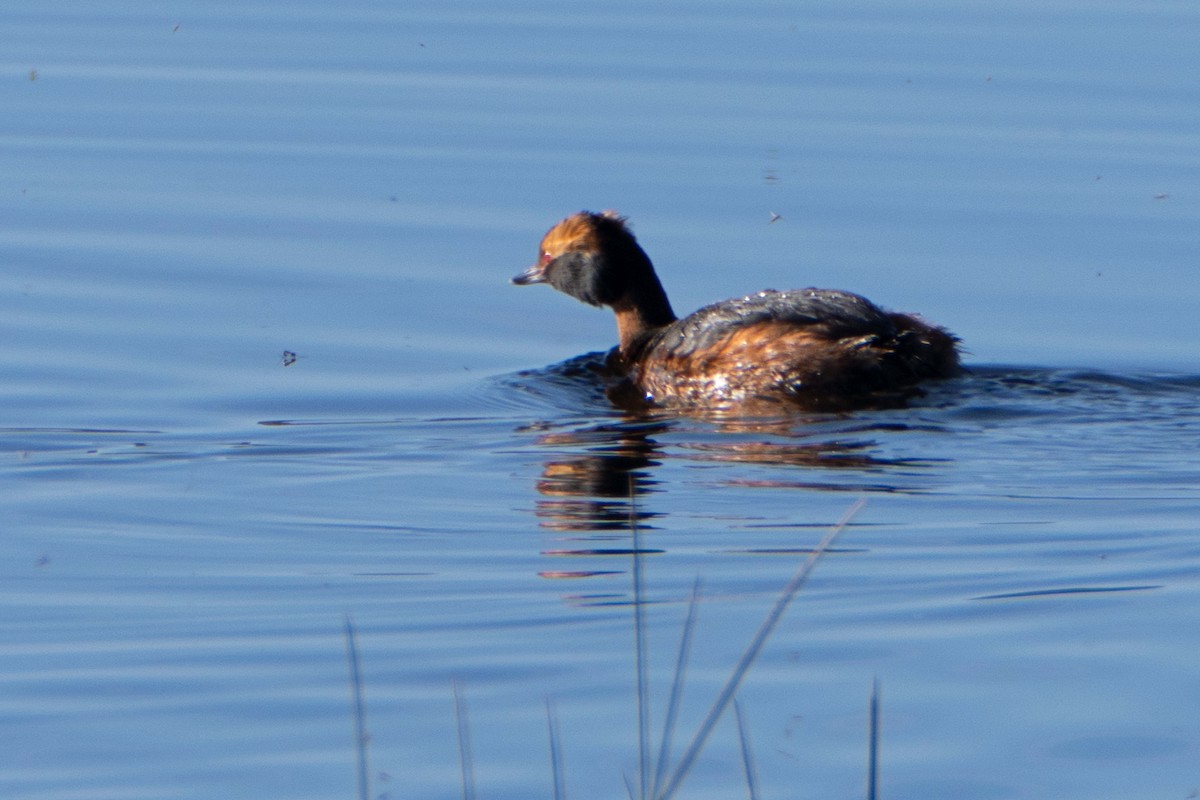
top-left (2, 2), bottom-right (1198, 799)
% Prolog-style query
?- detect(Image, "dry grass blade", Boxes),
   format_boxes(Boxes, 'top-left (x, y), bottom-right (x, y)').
top-left (546, 698), bottom-right (567, 800)
top-left (630, 476), bottom-right (651, 800)
top-left (655, 498), bottom-right (867, 800)
top-left (650, 578), bottom-right (702, 800)
top-left (343, 614), bottom-right (370, 800)
top-left (867, 678), bottom-right (881, 800)
top-left (734, 698), bottom-right (760, 800)
top-left (453, 679), bottom-right (476, 800)
top-left (622, 772), bottom-right (637, 800)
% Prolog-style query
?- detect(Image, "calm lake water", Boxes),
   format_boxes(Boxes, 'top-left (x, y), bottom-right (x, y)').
top-left (3, 2), bottom-right (1198, 799)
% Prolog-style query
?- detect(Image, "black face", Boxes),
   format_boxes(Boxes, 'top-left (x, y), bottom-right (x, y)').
top-left (544, 250), bottom-right (622, 307)
top-left (511, 247), bottom-right (624, 308)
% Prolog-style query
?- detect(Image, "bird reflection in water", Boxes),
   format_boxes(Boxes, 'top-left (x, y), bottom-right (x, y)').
top-left (526, 415), bottom-right (921, 581)
top-left (528, 421), bottom-right (667, 534)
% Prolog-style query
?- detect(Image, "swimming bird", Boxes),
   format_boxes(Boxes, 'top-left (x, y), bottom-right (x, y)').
top-left (513, 211), bottom-right (960, 411)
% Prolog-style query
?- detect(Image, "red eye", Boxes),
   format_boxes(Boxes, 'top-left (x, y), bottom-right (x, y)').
top-left (540, 251), bottom-right (553, 265)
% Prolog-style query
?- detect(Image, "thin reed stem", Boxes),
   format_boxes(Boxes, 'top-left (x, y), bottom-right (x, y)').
top-left (546, 698), bottom-right (567, 800)
top-left (343, 614), bottom-right (370, 800)
top-left (650, 578), bottom-right (701, 800)
top-left (734, 698), bottom-right (760, 800)
top-left (630, 476), bottom-right (651, 800)
top-left (867, 678), bottom-right (881, 800)
top-left (452, 679), bottom-right (476, 800)
top-left (656, 498), bottom-right (867, 800)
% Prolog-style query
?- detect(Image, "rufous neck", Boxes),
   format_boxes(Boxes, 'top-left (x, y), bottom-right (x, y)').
top-left (614, 297), bottom-right (675, 353)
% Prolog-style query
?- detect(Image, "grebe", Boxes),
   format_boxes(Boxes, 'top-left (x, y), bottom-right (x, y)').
top-left (513, 211), bottom-right (960, 411)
